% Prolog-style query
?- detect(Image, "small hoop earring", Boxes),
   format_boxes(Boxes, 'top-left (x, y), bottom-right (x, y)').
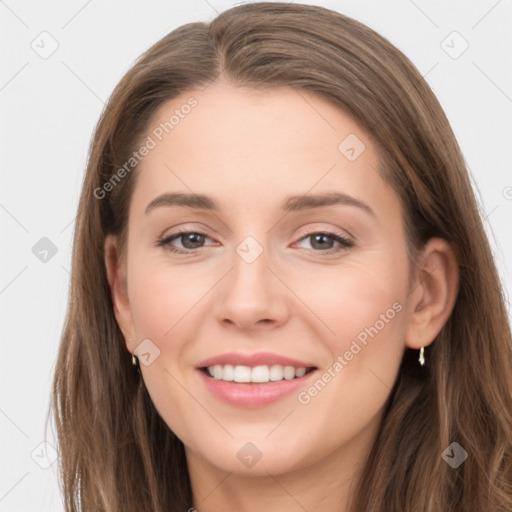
top-left (418, 346), bottom-right (425, 367)
top-left (132, 354), bottom-right (141, 374)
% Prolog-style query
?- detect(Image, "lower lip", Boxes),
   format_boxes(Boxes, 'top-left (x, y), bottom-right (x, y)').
top-left (196, 369), bottom-right (317, 407)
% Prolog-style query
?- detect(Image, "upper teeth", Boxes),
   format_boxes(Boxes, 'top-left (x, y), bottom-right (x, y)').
top-left (206, 364), bottom-right (308, 383)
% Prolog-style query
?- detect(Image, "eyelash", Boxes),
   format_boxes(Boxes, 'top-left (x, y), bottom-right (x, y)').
top-left (156, 229), bottom-right (354, 255)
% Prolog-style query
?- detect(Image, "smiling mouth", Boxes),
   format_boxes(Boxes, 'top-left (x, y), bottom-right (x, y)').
top-left (199, 365), bottom-right (317, 384)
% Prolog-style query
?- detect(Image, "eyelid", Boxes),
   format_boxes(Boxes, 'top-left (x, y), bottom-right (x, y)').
top-left (291, 229), bottom-right (353, 254)
top-left (294, 223), bottom-right (354, 241)
top-left (157, 222), bottom-right (217, 243)
top-left (157, 228), bottom-right (215, 250)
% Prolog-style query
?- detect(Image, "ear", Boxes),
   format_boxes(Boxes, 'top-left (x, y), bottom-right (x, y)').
top-left (104, 234), bottom-right (137, 354)
top-left (404, 237), bottom-right (459, 350)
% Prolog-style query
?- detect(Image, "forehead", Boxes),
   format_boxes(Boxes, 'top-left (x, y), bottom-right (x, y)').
top-left (129, 81), bottom-right (396, 218)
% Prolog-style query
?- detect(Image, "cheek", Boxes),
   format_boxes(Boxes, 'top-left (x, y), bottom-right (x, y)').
top-left (125, 256), bottom-right (209, 439)
top-left (288, 268), bottom-right (406, 451)
top-left (127, 253), bottom-right (206, 342)
top-left (292, 256), bottom-right (407, 354)
top-left (290, 259), bottom-right (408, 416)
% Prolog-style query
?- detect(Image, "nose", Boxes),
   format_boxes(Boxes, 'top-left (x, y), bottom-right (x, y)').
top-left (214, 244), bottom-right (290, 331)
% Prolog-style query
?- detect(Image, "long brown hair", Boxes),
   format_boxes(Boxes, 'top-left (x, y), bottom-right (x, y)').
top-left (48, 3), bottom-right (512, 510)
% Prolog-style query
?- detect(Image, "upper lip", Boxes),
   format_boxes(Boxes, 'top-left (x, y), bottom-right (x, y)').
top-left (195, 351), bottom-right (317, 369)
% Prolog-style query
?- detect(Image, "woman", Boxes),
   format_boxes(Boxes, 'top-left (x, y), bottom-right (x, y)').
top-left (49, 2), bottom-right (512, 511)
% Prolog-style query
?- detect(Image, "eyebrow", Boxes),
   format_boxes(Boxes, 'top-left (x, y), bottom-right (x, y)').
top-left (145, 191), bottom-right (375, 217)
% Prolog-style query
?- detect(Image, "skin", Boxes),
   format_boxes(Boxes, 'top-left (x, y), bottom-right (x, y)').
top-left (105, 80), bottom-right (459, 512)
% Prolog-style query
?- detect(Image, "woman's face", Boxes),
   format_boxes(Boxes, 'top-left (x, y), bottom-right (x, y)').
top-left (110, 81), bottom-right (416, 476)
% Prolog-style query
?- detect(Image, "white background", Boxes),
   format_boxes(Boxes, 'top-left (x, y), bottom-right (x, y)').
top-left (1, 1), bottom-right (511, 510)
